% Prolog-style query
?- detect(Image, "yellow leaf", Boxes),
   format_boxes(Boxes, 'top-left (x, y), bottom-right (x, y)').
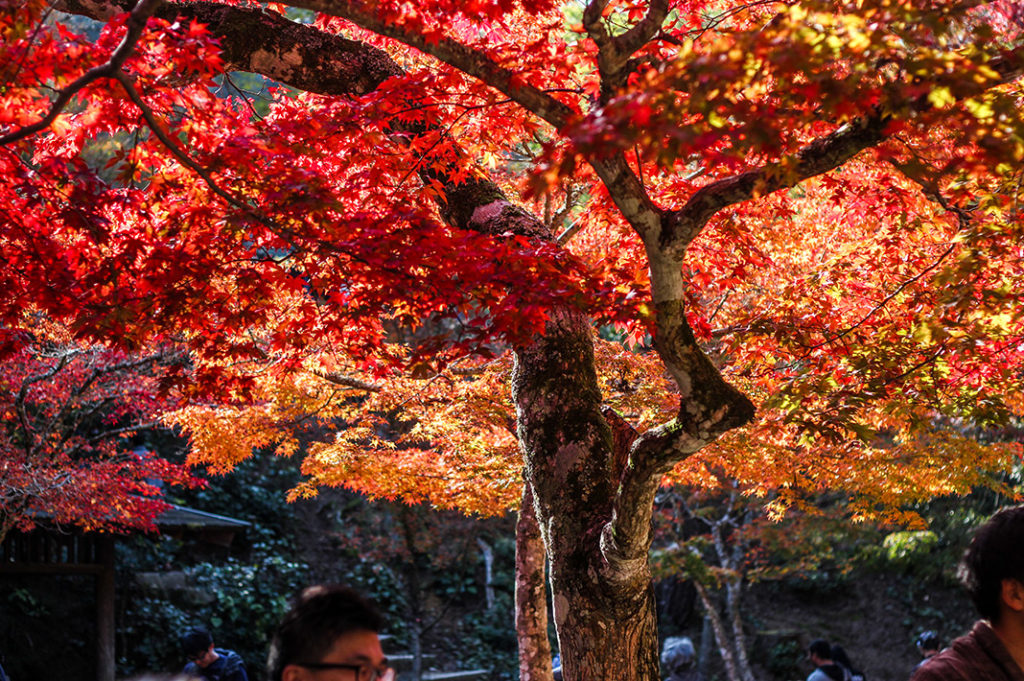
top-left (975, 64), bottom-right (1000, 82)
top-left (707, 111), bottom-right (727, 128)
top-left (912, 323), bottom-right (931, 345)
top-left (988, 313), bottom-right (1012, 334)
top-left (927, 86), bottom-right (955, 109)
top-left (965, 97), bottom-right (994, 120)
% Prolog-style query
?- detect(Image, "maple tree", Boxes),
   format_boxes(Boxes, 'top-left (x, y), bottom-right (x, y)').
top-left (0, 317), bottom-right (197, 542)
top-left (2, 0), bottom-right (1024, 679)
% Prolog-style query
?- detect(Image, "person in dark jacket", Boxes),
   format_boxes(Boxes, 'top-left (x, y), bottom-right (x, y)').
top-left (911, 505), bottom-right (1024, 681)
top-left (832, 644), bottom-right (865, 681)
top-left (180, 626), bottom-right (248, 681)
top-left (806, 639), bottom-right (846, 681)
top-left (915, 631), bottom-right (942, 672)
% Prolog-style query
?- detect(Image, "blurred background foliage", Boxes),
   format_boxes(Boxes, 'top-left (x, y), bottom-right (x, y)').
top-left (2, 430), bottom-right (1021, 681)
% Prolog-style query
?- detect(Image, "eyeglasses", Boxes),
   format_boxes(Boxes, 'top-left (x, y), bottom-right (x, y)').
top-left (296, 662), bottom-right (395, 681)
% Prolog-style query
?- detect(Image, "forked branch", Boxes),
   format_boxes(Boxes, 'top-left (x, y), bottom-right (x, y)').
top-left (0, 0), bottom-right (163, 147)
top-left (284, 0), bottom-right (577, 129)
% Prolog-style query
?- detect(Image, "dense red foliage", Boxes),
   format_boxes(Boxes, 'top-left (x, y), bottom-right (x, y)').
top-left (0, 320), bottom-right (199, 538)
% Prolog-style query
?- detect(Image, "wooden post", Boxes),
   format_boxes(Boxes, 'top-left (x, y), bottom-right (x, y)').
top-left (96, 535), bottom-right (116, 681)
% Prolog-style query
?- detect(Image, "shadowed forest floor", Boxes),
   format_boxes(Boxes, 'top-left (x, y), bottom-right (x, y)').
top-left (669, 572), bottom-right (976, 681)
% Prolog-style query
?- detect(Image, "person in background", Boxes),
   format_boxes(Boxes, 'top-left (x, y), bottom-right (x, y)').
top-left (911, 505), bottom-right (1024, 681)
top-left (806, 639), bottom-right (846, 681)
top-left (915, 631), bottom-right (942, 672)
top-left (180, 626), bottom-right (248, 681)
top-left (832, 644), bottom-right (865, 681)
top-left (662, 636), bottom-right (702, 681)
top-left (267, 584), bottom-right (395, 681)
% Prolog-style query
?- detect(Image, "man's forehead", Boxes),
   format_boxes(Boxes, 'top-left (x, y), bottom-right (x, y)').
top-left (325, 629), bottom-right (384, 662)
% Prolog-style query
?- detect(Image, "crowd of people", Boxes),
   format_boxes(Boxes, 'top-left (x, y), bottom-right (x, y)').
top-left (46, 503), bottom-right (1024, 681)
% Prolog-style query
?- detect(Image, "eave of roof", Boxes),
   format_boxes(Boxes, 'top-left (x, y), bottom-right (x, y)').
top-left (154, 504), bottom-right (251, 530)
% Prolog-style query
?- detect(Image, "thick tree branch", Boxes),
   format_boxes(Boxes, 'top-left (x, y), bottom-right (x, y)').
top-left (585, 0), bottom-right (669, 101)
top-left (56, 0), bottom-right (405, 95)
top-left (589, 153), bottom-right (662, 240)
top-left (660, 44), bottom-right (1024, 258)
top-left (615, 0), bottom-right (670, 58)
top-left (582, 0), bottom-right (613, 47)
top-left (661, 112), bottom-right (890, 258)
top-left (601, 392), bottom-right (750, 575)
top-left (597, 348), bottom-right (751, 577)
top-left (654, 304), bottom-right (754, 435)
top-left (597, 300), bottom-right (755, 575)
top-left (281, 0), bottom-right (577, 129)
top-left (0, 0), bottom-right (162, 147)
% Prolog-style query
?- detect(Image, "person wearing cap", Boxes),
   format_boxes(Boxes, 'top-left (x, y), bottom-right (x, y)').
top-left (267, 584), bottom-right (394, 681)
top-left (911, 505), bottom-right (1024, 681)
top-left (180, 626), bottom-right (248, 681)
top-left (915, 631), bottom-right (942, 671)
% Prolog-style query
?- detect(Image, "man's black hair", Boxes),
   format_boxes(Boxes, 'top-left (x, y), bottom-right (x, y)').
top-left (180, 626), bottom-right (213, 658)
top-left (808, 639), bottom-right (832, 659)
top-left (958, 505), bottom-right (1024, 623)
top-left (267, 585), bottom-right (384, 681)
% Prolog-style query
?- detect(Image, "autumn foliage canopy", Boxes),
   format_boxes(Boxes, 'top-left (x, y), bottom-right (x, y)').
top-left (1, 0), bottom-right (1023, 545)
top-left (3, 1), bottom-right (1024, 677)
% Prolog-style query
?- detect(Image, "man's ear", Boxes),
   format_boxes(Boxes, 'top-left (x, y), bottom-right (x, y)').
top-left (1000, 578), bottom-right (1024, 612)
top-left (281, 664), bottom-right (310, 681)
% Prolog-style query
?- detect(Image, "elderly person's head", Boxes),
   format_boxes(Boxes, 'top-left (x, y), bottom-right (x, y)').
top-left (662, 636), bottom-right (696, 673)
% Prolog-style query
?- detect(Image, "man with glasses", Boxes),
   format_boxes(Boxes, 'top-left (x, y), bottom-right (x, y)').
top-left (268, 585), bottom-right (394, 681)
top-left (180, 625), bottom-right (248, 681)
